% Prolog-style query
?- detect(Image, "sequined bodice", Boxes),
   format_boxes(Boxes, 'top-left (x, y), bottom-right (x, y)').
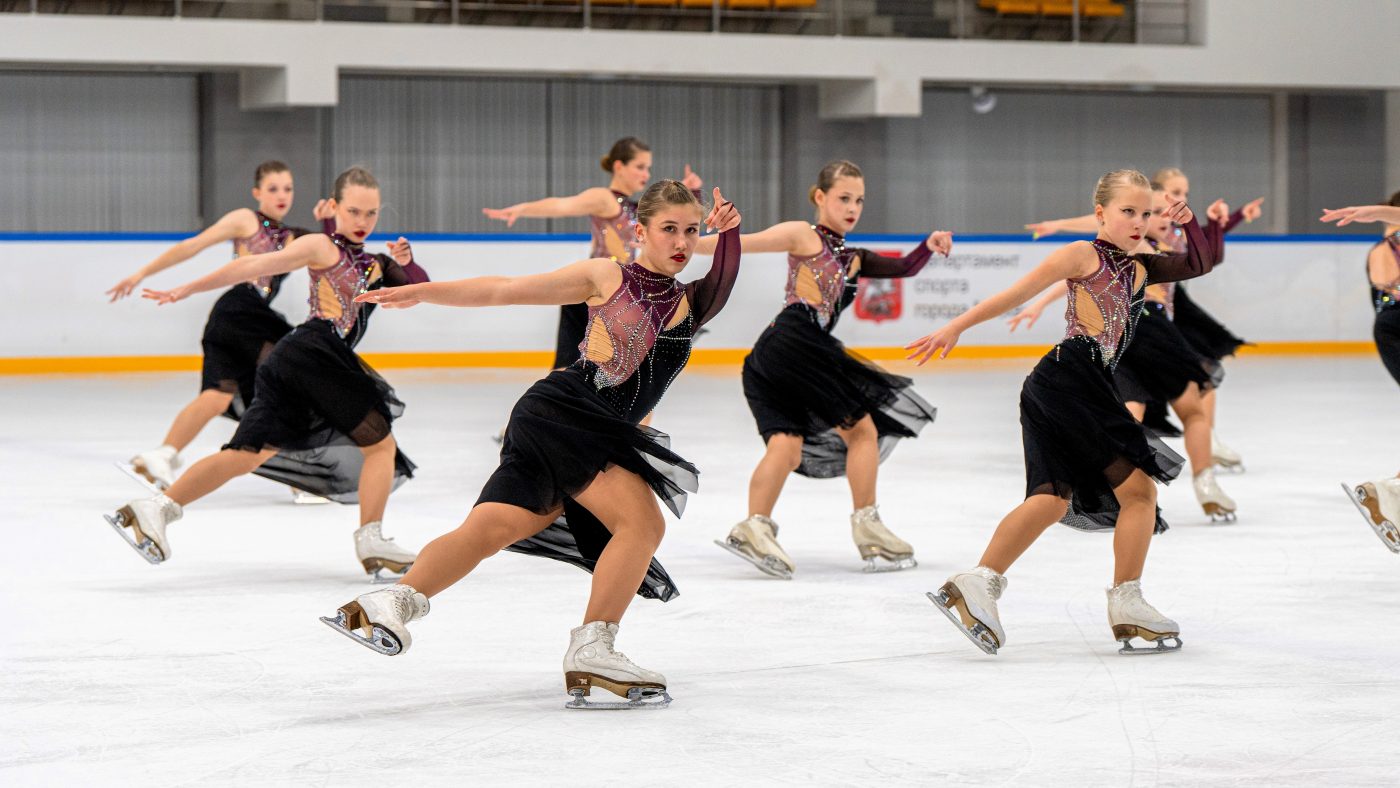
top-left (589, 191), bottom-right (641, 264)
top-left (234, 212), bottom-right (297, 302)
top-left (574, 262), bottom-right (695, 422)
top-left (1372, 233), bottom-right (1400, 314)
top-left (308, 236), bottom-right (384, 346)
top-left (784, 225), bottom-right (859, 331)
top-left (1062, 240), bottom-right (1147, 367)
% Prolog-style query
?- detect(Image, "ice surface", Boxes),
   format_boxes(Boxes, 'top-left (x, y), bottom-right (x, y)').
top-left (3, 355), bottom-right (1398, 786)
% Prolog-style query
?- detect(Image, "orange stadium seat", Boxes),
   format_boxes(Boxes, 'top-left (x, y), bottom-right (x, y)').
top-left (773, 0), bottom-right (817, 8)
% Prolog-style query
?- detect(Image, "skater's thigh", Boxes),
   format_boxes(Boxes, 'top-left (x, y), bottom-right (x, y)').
top-left (573, 466), bottom-right (664, 537)
top-left (834, 414), bottom-right (877, 444)
top-left (465, 502), bottom-right (560, 544)
top-left (1169, 383), bottom-right (1204, 417)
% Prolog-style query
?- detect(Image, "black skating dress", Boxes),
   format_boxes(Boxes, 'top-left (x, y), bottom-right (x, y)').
top-left (225, 233), bottom-right (427, 503)
top-left (488, 226), bottom-right (742, 603)
top-left (1172, 210), bottom-right (1249, 361)
top-left (554, 191), bottom-right (641, 369)
top-left (200, 212), bottom-right (310, 418)
top-left (1022, 218), bottom-right (1216, 534)
top-left (1368, 232), bottom-right (1400, 387)
top-left (741, 225), bottom-right (937, 478)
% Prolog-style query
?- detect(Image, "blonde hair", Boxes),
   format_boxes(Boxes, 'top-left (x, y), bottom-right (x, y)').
top-left (600, 137), bottom-right (651, 174)
top-left (636, 179), bottom-right (702, 225)
top-left (808, 160), bottom-right (863, 205)
top-left (1152, 167), bottom-right (1186, 185)
top-left (332, 166), bottom-right (379, 201)
top-left (1093, 169), bottom-right (1152, 208)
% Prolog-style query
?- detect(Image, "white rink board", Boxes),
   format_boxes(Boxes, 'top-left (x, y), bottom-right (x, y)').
top-left (4, 235), bottom-right (1377, 359)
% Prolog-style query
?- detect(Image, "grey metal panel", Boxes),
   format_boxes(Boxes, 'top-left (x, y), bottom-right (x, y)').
top-left (0, 72), bottom-right (199, 232)
top-left (1287, 93), bottom-right (1385, 235)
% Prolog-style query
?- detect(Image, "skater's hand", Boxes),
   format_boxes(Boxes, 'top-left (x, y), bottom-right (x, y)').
top-left (1162, 193), bottom-right (1194, 225)
top-left (1025, 220), bottom-right (1060, 240)
top-left (682, 164), bottom-right (704, 191)
top-left (107, 272), bottom-right (145, 302)
top-left (141, 285), bottom-right (193, 305)
top-left (354, 284), bottom-right (423, 309)
top-left (924, 230), bottom-right (954, 256)
top-left (1320, 205), bottom-right (1400, 226)
top-left (1240, 197), bottom-right (1265, 223)
top-left (386, 236), bottom-right (413, 265)
top-left (1205, 199), bottom-right (1230, 227)
top-left (1006, 304), bottom-right (1043, 332)
top-left (905, 324), bottom-right (961, 365)
top-left (705, 188), bottom-right (739, 233)
top-left (482, 206), bottom-right (523, 227)
top-left (312, 198), bottom-right (336, 222)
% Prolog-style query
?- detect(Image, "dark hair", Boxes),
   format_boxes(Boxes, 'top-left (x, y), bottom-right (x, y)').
top-left (808, 160), bottom-right (863, 205)
top-left (333, 166), bottom-right (379, 201)
top-left (600, 137), bottom-right (651, 174)
top-left (254, 160), bottom-right (290, 187)
top-left (636, 179), bottom-right (702, 225)
top-left (1388, 190), bottom-right (1400, 208)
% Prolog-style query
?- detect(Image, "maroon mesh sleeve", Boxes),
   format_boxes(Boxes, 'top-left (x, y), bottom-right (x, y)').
top-left (1143, 217), bottom-right (1217, 284)
top-left (685, 225), bottom-right (741, 328)
top-left (854, 242), bottom-right (934, 279)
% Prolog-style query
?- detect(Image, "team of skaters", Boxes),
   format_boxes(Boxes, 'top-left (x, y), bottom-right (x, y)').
top-left (99, 138), bottom-right (1394, 707)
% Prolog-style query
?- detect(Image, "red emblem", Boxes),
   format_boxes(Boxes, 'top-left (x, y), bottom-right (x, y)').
top-left (853, 250), bottom-right (904, 322)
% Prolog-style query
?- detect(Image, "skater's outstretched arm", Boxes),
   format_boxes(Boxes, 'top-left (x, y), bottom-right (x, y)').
top-left (1322, 205), bottom-right (1400, 226)
top-left (355, 257), bottom-right (619, 311)
top-left (1025, 213), bottom-right (1097, 239)
top-left (692, 219), bottom-right (811, 256)
top-left (482, 188), bottom-right (620, 227)
top-left (141, 233), bottom-right (338, 305)
top-left (855, 230), bottom-right (953, 279)
top-left (106, 208), bottom-right (261, 301)
top-left (1006, 280), bottom-right (1069, 333)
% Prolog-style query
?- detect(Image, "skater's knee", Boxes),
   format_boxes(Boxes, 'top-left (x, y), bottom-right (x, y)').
top-left (764, 433), bottom-right (804, 472)
top-left (1113, 474), bottom-right (1157, 510)
top-left (360, 433), bottom-right (397, 457)
top-left (836, 416), bottom-right (877, 447)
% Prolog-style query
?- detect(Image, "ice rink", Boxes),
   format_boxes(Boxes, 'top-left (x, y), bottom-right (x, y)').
top-left (4, 354), bottom-right (1399, 786)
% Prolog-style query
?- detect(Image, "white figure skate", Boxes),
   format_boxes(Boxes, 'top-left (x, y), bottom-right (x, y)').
top-left (715, 514), bottom-right (794, 580)
top-left (319, 584), bottom-right (429, 656)
top-left (1107, 580), bottom-right (1182, 655)
top-left (103, 494), bottom-right (182, 564)
top-left (927, 567), bottom-right (1006, 655)
top-left (1211, 431), bottom-right (1244, 473)
top-left (290, 487), bottom-right (332, 505)
top-left (563, 622), bottom-right (671, 710)
top-left (354, 521), bottom-right (416, 582)
top-left (1342, 479), bottom-right (1400, 553)
top-left (116, 445), bottom-right (181, 493)
top-left (1194, 467), bottom-right (1237, 522)
top-left (851, 505), bottom-right (917, 572)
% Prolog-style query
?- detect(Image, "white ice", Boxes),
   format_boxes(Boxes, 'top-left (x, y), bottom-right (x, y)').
top-left (3, 356), bottom-right (1399, 786)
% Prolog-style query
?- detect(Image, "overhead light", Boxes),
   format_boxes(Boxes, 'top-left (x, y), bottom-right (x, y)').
top-left (970, 86), bottom-right (997, 114)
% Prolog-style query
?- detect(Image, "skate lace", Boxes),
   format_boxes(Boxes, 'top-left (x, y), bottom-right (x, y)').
top-left (597, 627), bottom-right (638, 669)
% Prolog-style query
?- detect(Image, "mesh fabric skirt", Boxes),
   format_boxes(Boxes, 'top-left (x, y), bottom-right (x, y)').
top-left (479, 368), bottom-right (694, 602)
top-left (224, 319), bottom-right (415, 503)
top-left (200, 284), bottom-right (294, 419)
top-left (742, 305), bottom-right (936, 479)
top-left (1173, 283), bottom-right (1247, 361)
top-left (1114, 302), bottom-right (1224, 405)
top-left (1022, 337), bottom-right (1185, 534)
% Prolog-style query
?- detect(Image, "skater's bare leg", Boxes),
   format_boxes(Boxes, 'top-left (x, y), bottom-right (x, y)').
top-left (836, 415), bottom-right (878, 510)
top-left (1170, 384), bottom-right (1211, 475)
top-left (160, 389), bottom-right (235, 452)
top-left (1125, 400), bottom-right (1147, 421)
top-left (640, 412), bottom-right (654, 428)
top-left (356, 434), bottom-right (397, 527)
top-left (163, 447), bottom-right (277, 507)
top-left (574, 465), bottom-right (667, 624)
top-left (1202, 387), bottom-right (1218, 427)
top-left (399, 503), bottom-right (557, 597)
top-left (977, 494), bottom-right (1069, 574)
top-left (747, 433), bottom-right (802, 517)
top-left (1111, 469), bottom-right (1157, 585)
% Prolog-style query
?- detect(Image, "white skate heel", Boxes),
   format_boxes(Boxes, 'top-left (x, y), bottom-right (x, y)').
top-left (563, 622), bottom-right (671, 710)
top-left (1194, 467), bottom-right (1237, 522)
top-left (1211, 431), bottom-right (1244, 473)
top-left (851, 505), bottom-right (917, 573)
top-left (715, 514), bottom-right (795, 580)
top-left (319, 584), bottom-right (429, 656)
top-left (1107, 580), bottom-right (1182, 655)
top-left (103, 494), bottom-right (181, 564)
top-left (117, 445), bottom-right (181, 493)
top-left (927, 567), bottom-right (1006, 655)
top-left (1342, 479), bottom-right (1400, 553)
top-left (354, 521), bottom-right (416, 583)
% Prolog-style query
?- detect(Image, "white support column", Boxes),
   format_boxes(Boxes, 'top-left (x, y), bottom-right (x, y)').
top-left (239, 62), bottom-right (338, 111)
top-left (1270, 90), bottom-right (1290, 233)
top-left (817, 76), bottom-right (922, 119)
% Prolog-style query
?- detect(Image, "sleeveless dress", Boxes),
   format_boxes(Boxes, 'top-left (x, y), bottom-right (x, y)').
top-left (554, 190), bottom-right (641, 369)
top-left (1369, 232), bottom-right (1400, 387)
top-left (1020, 218), bottom-right (1215, 534)
top-left (485, 227), bottom-right (742, 602)
top-left (200, 212), bottom-right (309, 418)
top-left (741, 225), bottom-right (937, 478)
top-left (224, 234), bottom-right (428, 503)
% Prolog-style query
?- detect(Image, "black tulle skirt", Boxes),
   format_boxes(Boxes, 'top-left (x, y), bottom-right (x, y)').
top-left (742, 305), bottom-right (936, 479)
top-left (1021, 337), bottom-right (1185, 534)
top-left (552, 303), bottom-right (589, 370)
top-left (1114, 303), bottom-right (1224, 405)
top-left (1173, 284), bottom-right (1247, 361)
top-left (479, 368), bottom-right (693, 602)
top-left (224, 320), bottom-right (415, 503)
top-left (1374, 308), bottom-right (1400, 388)
top-left (200, 284), bottom-right (294, 419)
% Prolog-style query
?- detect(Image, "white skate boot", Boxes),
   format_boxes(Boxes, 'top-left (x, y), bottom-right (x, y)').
top-left (354, 521), bottom-right (417, 582)
top-left (715, 514), bottom-right (795, 579)
top-left (1194, 467), bottom-right (1237, 522)
top-left (563, 621), bottom-right (670, 710)
top-left (118, 445), bottom-right (181, 492)
top-left (851, 505), bottom-right (917, 572)
top-left (1341, 478), bottom-right (1400, 553)
top-left (1211, 431), bottom-right (1244, 473)
top-left (927, 567), bottom-right (1007, 655)
top-left (103, 494), bottom-right (182, 564)
top-left (1107, 580), bottom-right (1182, 655)
top-left (320, 583), bottom-right (429, 656)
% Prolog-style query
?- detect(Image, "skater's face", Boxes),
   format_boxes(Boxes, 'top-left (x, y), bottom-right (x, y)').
top-left (613, 152), bottom-right (653, 195)
top-left (252, 170), bottom-right (294, 221)
top-left (1095, 186), bottom-right (1153, 250)
top-left (636, 204), bottom-right (703, 277)
top-left (1161, 175), bottom-right (1189, 203)
top-left (330, 185), bottom-right (381, 243)
top-left (813, 176), bottom-right (865, 232)
top-left (1146, 191), bottom-right (1173, 241)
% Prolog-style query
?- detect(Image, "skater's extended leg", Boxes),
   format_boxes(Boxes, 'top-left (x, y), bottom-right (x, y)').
top-left (573, 465), bottom-right (666, 624)
top-left (1110, 468), bottom-right (1157, 585)
top-left (161, 389), bottom-right (236, 452)
top-left (398, 503), bottom-right (557, 598)
top-left (747, 433), bottom-right (802, 517)
top-left (1171, 384), bottom-right (1211, 475)
top-left (165, 446), bottom-right (277, 507)
top-left (1124, 400), bottom-right (1147, 422)
top-left (835, 415), bottom-right (878, 510)
top-left (355, 433), bottom-right (397, 527)
top-left (976, 493), bottom-right (1069, 575)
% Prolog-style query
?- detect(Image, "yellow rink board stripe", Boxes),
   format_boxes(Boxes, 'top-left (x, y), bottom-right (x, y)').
top-left (0, 341), bottom-right (1377, 375)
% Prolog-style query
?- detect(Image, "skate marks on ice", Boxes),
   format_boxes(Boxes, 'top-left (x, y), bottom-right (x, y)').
top-left (1341, 482), bottom-right (1400, 554)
